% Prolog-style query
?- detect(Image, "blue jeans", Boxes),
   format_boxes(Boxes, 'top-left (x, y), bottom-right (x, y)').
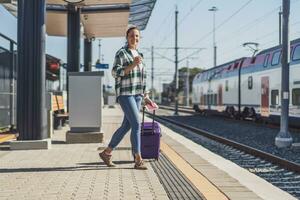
top-left (108, 94), bottom-right (142, 154)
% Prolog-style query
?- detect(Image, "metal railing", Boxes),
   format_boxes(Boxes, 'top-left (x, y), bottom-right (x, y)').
top-left (0, 32), bottom-right (17, 130)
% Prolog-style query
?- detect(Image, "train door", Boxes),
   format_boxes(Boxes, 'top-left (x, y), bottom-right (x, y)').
top-left (200, 87), bottom-right (204, 110)
top-left (207, 90), bottom-right (211, 110)
top-left (261, 76), bottom-right (270, 117)
top-left (218, 85), bottom-right (223, 105)
top-left (200, 87), bottom-right (203, 105)
top-left (217, 84), bottom-right (223, 112)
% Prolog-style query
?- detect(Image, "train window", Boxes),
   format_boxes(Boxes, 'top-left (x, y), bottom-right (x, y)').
top-left (214, 94), bottom-right (217, 105)
top-left (251, 57), bottom-right (256, 64)
top-left (208, 71), bottom-right (213, 80)
top-left (292, 45), bottom-right (300, 61)
top-left (239, 59), bottom-right (244, 67)
top-left (216, 69), bottom-right (222, 78)
top-left (233, 62), bottom-right (239, 69)
top-left (248, 76), bottom-right (253, 90)
top-left (271, 51), bottom-right (281, 65)
top-left (198, 74), bottom-right (202, 81)
top-left (203, 73), bottom-right (207, 81)
top-left (225, 80), bottom-right (229, 91)
top-left (197, 74), bottom-right (201, 82)
top-left (292, 88), bottom-right (300, 106)
top-left (263, 54), bottom-right (270, 67)
top-left (271, 90), bottom-right (279, 105)
top-left (206, 95), bottom-right (209, 105)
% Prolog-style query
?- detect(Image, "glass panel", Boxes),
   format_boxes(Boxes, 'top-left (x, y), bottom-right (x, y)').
top-left (214, 94), bottom-right (217, 105)
top-left (233, 62), bottom-right (239, 69)
top-left (271, 90), bottom-right (279, 105)
top-left (225, 80), bottom-right (229, 91)
top-left (292, 88), bottom-right (300, 106)
top-left (263, 54), bottom-right (269, 67)
top-left (271, 51), bottom-right (281, 65)
top-left (0, 37), bottom-right (10, 51)
top-left (248, 76), bottom-right (253, 90)
top-left (293, 45), bottom-right (300, 61)
top-left (0, 45), bottom-right (13, 127)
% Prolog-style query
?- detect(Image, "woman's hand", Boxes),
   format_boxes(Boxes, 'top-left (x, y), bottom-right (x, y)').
top-left (144, 96), bottom-right (152, 105)
top-left (133, 56), bottom-right (142, 67)
top-left (124, 56), bottom-right (142, 75)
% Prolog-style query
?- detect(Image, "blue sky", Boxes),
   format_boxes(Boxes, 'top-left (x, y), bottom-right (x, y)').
top-left (1, 0), bottom-right (300, 92)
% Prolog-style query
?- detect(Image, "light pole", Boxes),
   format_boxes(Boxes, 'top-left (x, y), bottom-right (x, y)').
top-left (98, 39), bottom-right (101, 63)
top-left (208, 6), bottom-right (218, 68)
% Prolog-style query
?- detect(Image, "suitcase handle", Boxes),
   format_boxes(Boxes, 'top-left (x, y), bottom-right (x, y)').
top-left (141, 67), bottom-right (155, 135)
top-left (142, 106), bottom-right (155, 135)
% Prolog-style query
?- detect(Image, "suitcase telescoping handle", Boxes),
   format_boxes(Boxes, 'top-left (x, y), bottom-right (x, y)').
top-left (142, 106), bottom-right (155, 135)
top-left (141, 66), bottom-right (155, 135)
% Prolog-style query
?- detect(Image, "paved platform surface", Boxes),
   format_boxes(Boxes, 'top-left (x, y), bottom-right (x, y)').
top-left (0, 106), bottom-right (297, 200)
top-left (0, 107), bottom-right (168, 200)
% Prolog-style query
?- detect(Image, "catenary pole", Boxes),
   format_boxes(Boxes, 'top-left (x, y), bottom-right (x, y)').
top-left (279, 6), bottom-right (282, 45)
top-left (174, 6), bottom-right (179, 115)
top-left (275, 0), bottom-right (293, 148)
top-left (185, 59), bottom-right (190, 107)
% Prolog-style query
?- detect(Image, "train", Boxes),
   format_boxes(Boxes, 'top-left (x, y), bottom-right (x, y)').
top-left (192, 38), bottom-right (300, 126)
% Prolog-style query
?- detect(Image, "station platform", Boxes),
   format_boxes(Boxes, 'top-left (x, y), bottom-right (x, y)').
top-left (0, 106), bottom-right (297, 200)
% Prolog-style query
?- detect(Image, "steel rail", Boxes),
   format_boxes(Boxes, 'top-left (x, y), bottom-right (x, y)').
top-left (158, 105), bottom-right (300, 132)
top-left (147, 111), bottom-right (300, 173)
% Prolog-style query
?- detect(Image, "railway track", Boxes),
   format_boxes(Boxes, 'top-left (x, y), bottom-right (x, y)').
top-left (158, 105), bottom-right (300, 132)
top-left (145, 110), bottom-right (300, 199)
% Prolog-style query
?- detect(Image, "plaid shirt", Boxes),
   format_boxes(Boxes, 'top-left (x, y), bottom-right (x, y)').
top-left (112, 46), bottom-right (147, 98)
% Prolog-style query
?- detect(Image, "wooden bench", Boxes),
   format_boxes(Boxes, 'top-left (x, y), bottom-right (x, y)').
top-left (0, 129), bottom-right (18, 144)
top-left (52, 94), bottom-right (69, 129)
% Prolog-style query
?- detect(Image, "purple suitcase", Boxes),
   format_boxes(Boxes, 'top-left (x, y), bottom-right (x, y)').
top-left (141, 108), bottom-right (161, 160)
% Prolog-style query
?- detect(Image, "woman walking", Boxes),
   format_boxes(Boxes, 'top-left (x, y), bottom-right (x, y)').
top-left (99, 26), bottom-right (148, 170)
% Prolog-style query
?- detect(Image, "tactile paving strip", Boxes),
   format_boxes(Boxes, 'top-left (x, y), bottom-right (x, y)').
top-left (151, 153), bottom-right (205, 200)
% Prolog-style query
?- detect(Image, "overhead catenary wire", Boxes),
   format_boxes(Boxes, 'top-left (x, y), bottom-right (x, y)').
top-left (178, 0), bottom-right (205, 25)
top-left (215, 0), bottom-right (300, 61)
top-left (210, 27), bottom-right (300, 66)
top-left (149, 9), bottom-right (174, 44)
top-left (217, 0), bottom-right (300, 48)
top-left (216, 6), bottom-right (280, 45)
top-left (216, 0), bottom-right (300, 47)
top-left (190, 0), bottom-right (254, 48)
top-left (149, 0), bottom-right (300, 87)
top-left (157, 0), bottom-right (205, 47)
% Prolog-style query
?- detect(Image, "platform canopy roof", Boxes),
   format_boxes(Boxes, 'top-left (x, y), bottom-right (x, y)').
top-left (0, 0), bottom-right (156, 38)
